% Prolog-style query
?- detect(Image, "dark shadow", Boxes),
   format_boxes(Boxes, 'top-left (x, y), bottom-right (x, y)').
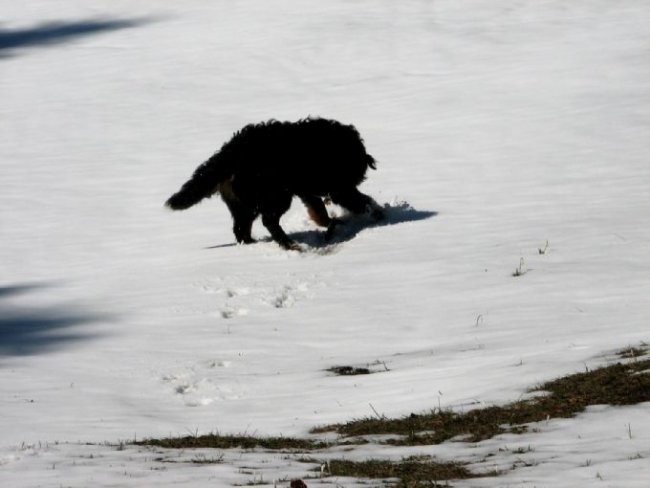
top-left (0, 17), bottom-right (150, 55)
top-left (291, 200), bottom-right (437, 249)
top-left (0, 283), bottom-right (107, 358)
top-left (0, 283), bottom-right (49, 298)
top-left (205, 242), bottom-right (239, 250)
top-left (206, 201), bottom-right (437, 251)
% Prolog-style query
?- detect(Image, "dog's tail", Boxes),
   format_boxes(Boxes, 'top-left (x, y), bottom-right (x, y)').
top-left (165, 153), bottom-right (232, 210)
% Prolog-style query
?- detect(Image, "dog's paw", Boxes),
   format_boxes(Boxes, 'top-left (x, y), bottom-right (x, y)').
top-left (236, 237), bottom-right (257, 245)
top-left (283, 240), bottom-right (305, 252)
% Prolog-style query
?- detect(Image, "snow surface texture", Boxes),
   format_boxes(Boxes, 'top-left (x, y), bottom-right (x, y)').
top-left (1, 0), bottom-right (649, 486)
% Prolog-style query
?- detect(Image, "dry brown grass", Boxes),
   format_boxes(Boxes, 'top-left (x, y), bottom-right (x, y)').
top-left (312, 354), bottom-right (650, 446)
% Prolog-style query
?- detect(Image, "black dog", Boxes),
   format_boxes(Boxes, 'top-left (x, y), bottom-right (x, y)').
top-left (166, 118), bottom-right (383, 249)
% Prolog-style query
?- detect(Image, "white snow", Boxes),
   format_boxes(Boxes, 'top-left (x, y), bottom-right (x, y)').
top-left (1, 0), bottom-right (649, 486)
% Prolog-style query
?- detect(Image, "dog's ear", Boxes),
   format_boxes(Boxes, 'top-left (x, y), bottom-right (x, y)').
top-left (365, 154), bottom-right (377, 170)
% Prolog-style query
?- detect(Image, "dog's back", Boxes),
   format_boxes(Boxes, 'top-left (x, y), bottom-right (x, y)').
top-left (227, 118), bottom-right (375, 196)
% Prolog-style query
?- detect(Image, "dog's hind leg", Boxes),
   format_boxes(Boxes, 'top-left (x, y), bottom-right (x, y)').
top-left (233, 210), bottom-right (257, 244)
top-left (220, 185), bottom-right (257, 244)
top-left (330, 188), bottom-right (384, 220)
top-left (299, 195), bottom-right (331, 227)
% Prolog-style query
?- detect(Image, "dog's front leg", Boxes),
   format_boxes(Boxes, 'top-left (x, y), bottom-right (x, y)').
top-left (261, 213), bottom-right (299, 250)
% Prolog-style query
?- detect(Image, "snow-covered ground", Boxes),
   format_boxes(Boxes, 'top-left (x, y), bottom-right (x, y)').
top-left (1, 0), bottom-right (649, 486)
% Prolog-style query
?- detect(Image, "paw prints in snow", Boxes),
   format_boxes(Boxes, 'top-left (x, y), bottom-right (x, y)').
top-left (197, 276), bottom-right (319, 317)
top-left (160, 359), bottom-right (246, 407)
top-left (264, 282), bottom-right (311, 309)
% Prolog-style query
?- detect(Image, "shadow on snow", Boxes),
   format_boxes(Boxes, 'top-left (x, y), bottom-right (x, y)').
top-left (207, 200), bottom-right (437, 250)
top-left (0, 17), bottom-right (150, 56)
top-left (0, 283), bottom-right (107, 358)
top-left (295, 200), bottom-right (437, 248)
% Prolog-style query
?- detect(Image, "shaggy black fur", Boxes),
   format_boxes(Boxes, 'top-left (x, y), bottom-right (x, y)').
top-left (165, 117), bottom-right (383, 249)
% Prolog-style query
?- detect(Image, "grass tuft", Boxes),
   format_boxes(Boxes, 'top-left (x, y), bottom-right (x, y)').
top-left (512, 257), bottom-right (527, 277)
top-left (135, 434), bottom-right (327, 451)
top-left (618, 347), bottom-right (648, 359)
top-left (311, 456), bottom-right (476, 486)
top-left (327, 365), bottom-right (372, 375)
